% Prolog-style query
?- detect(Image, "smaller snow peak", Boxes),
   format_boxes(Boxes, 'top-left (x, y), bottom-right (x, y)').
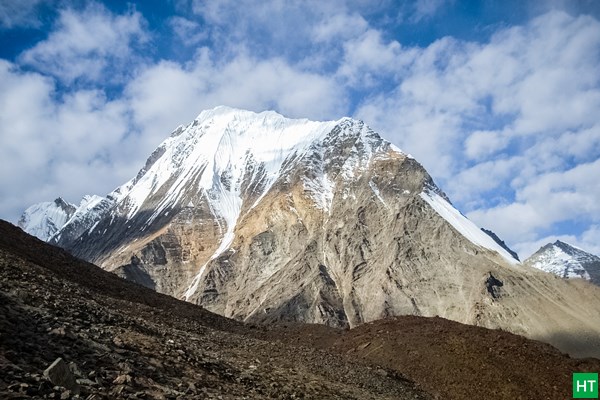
top-left (526, 240), bottom-right (600, 284)
top-left (18, 198), bottom-right (77, 241)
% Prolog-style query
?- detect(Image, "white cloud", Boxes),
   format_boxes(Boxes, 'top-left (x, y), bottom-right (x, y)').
top-left (126, 50), bottom-right (346, 145)
top-left (186, 0), bottom-right (389, 67)
top-left (411, 0), bottom-right (454, 22)
top-left (0, 60), bottom-right (136, 223)
top-left (0, 60), bottom-right (55, 174)
top-left (338, 29), bottom-right (414, 87)
top-left (190, 0), bottom-right (333, 53)
top-left (0, 0), bottom-right (45, 29)
top-left (580, 226), bottom-right (600, 256)
top-left (467, 159), bottom-right (600, 249)
top-left (19, 2), bottom-right (148, 84)
top-left (312, 12), bottom-right (368, 43)
top-left (464, 130), bottom-right (509, 160)
top-left (169, 16), bottom-right (207, 46)
top-left (452, 157), bottom-right (522, 204)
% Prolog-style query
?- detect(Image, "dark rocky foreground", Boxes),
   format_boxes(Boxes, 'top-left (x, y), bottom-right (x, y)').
top-left (1, 219), bottom-right (598, 399)
top-left (0, 220), bottom-right (427, 399)
top-left (265, 317), bottom-right (600, 399)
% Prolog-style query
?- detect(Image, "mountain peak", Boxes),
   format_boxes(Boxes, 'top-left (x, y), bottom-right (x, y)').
top-left (525, 240), bottom-right (600, 285)
top-left (106, 109), bottom-right (397, 227)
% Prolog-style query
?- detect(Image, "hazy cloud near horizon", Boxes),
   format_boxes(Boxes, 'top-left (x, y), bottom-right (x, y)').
top-left (1, 0), bottom-right (599, 258)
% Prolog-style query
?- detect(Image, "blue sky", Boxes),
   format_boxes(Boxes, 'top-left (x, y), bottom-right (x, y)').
top-left (1, 0), bottom-right (600, 258)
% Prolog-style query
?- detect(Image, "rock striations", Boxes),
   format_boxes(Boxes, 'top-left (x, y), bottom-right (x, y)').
top-left (20, 106), bottom-right (600, 357)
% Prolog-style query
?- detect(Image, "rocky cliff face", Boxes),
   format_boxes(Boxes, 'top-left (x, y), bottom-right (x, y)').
top-left (33, 107), bottom-right (600, 356)
top-left (525, 240), bottom-right (600, 286)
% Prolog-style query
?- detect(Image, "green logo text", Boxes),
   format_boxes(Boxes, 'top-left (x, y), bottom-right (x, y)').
top-left (574, 373), bottom-right (598, 399)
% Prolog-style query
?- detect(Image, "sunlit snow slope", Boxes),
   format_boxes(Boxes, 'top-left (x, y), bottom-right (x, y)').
top-left (525, 240), bottom-right (600, 285)
top-left (18, 198), bottom-right (76, 241)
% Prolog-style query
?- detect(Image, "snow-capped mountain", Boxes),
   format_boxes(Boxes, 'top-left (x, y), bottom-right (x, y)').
top-left (24, 106), bottom-right (600, 351)
top-left (18, 195), bottom-right (112, 243)
top-left (18, 198), bottom-right (76, 241)
top-left (49, 194), bottom-right (113, 245)
top-left (51, 106), bottom-right (517, 262)
top-left (525, 240), bottom-right (600, 286)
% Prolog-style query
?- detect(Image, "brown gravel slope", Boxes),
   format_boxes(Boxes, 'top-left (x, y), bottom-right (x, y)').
top-left (264, 316), bottom-right (600, 400)
top-left (332, 317), bottom-right (600, 400)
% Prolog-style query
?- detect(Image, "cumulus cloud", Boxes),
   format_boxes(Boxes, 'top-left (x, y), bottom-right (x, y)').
top-left (126, 49), bottom-right (346, 143)
top-left (0, 60), bottom-right (138, 223)
top-left (19, 2), bottom-right (148, 84)
top-left (452, 157), bottom-right (522, 205)
top-left (467, 159), bottom-right (600, 256)
top-left (338, 29), bottom-right (415, 87)
top-left (190, 0), bottom-right (332, 58)
top-left (464, 130), bottom-right (509, 160)
top-left (185, 0), bottom-right (392, 68)
top-left (312, 12), bottom-right (368, 43)
top-left (580, 226), bottom-right (600, 255)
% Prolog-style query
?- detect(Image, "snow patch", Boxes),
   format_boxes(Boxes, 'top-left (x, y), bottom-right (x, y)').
top-left (303, 173), bottom-right (335, 212)
top-left (369, 180), bottom-right (389, 209)
top-left (420, 190), bottom-right (518, 264)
